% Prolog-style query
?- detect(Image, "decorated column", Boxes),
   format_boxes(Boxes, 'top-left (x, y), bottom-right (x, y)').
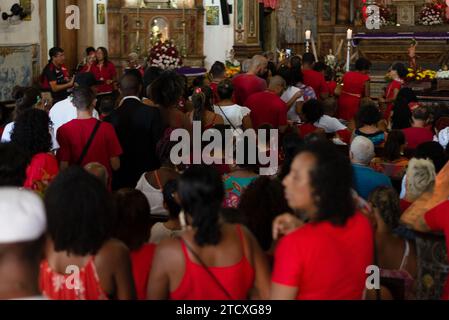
top-left (233, 0), bottom-right (262, 60)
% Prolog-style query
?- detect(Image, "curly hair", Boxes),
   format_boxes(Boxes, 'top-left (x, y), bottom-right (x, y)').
top-left (357, 101), bottom-right (381, 126)
top-left (45, 166), bottom-right (114, 256)
top-left (0, 143), bottom-right (30, 187)
top-left (150, 70), bottom-right (184, 108)
top-left (113, 188), bottom-right (151, 251)
top-left (368, 186), bottom-right (401, 230)
top-left (238, 176), bottom-right (291, 251)
top-left (11, 108), bottom-right (52, 157)
top-left (12, 86), bottom-right (40, 119)
top-left (299, 139), bottom-right (355, 226)
top-left (178, 165), bottom-right (224, 247)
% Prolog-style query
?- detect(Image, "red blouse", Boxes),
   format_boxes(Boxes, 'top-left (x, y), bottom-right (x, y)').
top-left (91, 61), bottom-right (117, 94)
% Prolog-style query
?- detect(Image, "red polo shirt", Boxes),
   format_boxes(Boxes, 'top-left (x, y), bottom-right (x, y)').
top-left (303, 69), bottom-right (329, 98)
top-left (244, 90), bottom-right (288, 130)
top-left (232, 74), bottom-right (267, 106)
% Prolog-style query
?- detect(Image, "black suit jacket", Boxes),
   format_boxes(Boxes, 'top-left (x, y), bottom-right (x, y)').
top-left (107, 97), bottom-right (163, 190)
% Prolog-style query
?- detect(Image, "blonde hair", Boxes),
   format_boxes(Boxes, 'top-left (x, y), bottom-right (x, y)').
top-left (406, 158), bottom-right (436, 201)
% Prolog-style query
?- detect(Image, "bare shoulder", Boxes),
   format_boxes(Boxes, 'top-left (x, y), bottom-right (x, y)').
top-left (97, 239), bottom-right (130, 264)
top-left (153, 237), bottom-right (185, 270)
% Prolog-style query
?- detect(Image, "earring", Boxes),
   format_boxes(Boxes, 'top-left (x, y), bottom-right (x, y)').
top-left (179, 210), bottom-right (187, 230)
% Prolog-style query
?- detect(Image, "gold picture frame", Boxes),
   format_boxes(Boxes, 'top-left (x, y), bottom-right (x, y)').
top-left (20, 0), bottom-right (32, 21)
top-left (97, 3), bottom-right (106, 25)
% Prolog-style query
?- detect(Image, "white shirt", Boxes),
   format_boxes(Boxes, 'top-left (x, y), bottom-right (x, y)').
top-left (1, 121), bottom-right (59, 151)
top-left (135, 173), bottom-right (168, 216)
top-left (119, 96), bottom-right (141, 107)
top-left (149, 222), bottom-right (183, 244)
top-left (314, 115), bottom-right (347, 133)
top-left (49, 97), bottom-right (99, 147)
top-left (281, 86), bottom-right (304, 122)
top-left (213, 104), bottom-right (251, 135)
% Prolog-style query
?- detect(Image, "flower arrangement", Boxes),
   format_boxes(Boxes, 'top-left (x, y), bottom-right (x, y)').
top-left (148, 39), bottom-right (182, 70)
top-left (406, 67), bottom-right (437, 82)
top-left (224, 49), bottom-right (241, 78)
top-left (418, 0), bottom-right (447, 26)
top-left (436, 70), bottom-right (449, 79)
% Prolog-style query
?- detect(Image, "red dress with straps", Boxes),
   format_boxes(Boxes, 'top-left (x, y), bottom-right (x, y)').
top-left (170, 225), bottom-right (255, 300)
top-left (39, 258), bottom-right (109, 300)
top-left (337, 71), bottom-right (370, 121)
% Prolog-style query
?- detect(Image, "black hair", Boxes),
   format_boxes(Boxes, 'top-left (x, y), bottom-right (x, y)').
top-left (113, 188), bottom-right (151, 251)
top-left (150, 70), bottom-right (184, 108)
top-left (384, 130), bottom-right (406, 161)
top-left (97, 47), bottom-right (109, 64)
top-left (302, 99), bottom-right (324, 124)
top-left (49, 47), bottom-right (64, 60)
top-left (86, 47), bottom-right (96, 55)
top-left (391, 87), bottom-right (417, 130)
top-left (163, 179), bottom-right (181, 219)
top-left (324, 66), bottom-right (335, 82)
top-left (143, 66), bottom-right (163, 98)
top-left (192, 87), bottom-right (206, 124)
top-left (0, 102), bottom-right (13, 127)
top-left (302, 52), bottom-right (315, 66)
top-left (238, 176), bottom-right (291, 251)
top-left (290, 56), bottom-right (304, 83)
top-left (412, 106), bottom-right (430, 122)
top-left (210, 61), bottom-right (226, 79)
top-left (45, 166), bottom-right (114, 256)
top-left (119, 72), bottom-right (142, 97)
top-left (279, 132), bottom-right (304, 180)
top-left (277, 65), bottom-right (294, 86)
top-left (178, 165), bottom-right (224, 247)
top-left (11, 109), bottom-right (52, 157)
top-left (299, 139), bottom-right (355, 225)
top-left (72, 86), bottom-right (96, 111)
top-left (355, 58), bottom-right (372, 72)
top-left (357, 102), bottom-right (381, 126)
top-left (99, 96), bottom-right (116, 115)
top-left (415, 141), bottom-right (448, 173)
top-left (368, 186), bottom-right (401, 230)
top-left (192, 76), bottom-right (207, 88)
top-left (313, 61), bottom-right (327, 73)
top-left (391, 62), bottom-right (408, 79)
top-left (0, 143), bottom-right (30, 187)
top-left (12, 86), bottom-right (40, 119)
top-left (217, 79), bottom-right (234, 101)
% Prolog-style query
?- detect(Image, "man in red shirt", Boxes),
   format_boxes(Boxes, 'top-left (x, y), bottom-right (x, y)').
top-left (244, 76), bottom-right (288, 134)
top-left (302, 53), bottom-right (329, 100)
top-left (56, 86), bottom-right (122, 185)
top-left (232, 55), bottom-right (268, 106)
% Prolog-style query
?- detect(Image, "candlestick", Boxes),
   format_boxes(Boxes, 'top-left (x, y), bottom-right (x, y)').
top-left (347, 29), bottom-right (353, 40)
top-left (305, 30), bottom-right (311, 53)
top-left (346, 40), bottom-right (351, 72)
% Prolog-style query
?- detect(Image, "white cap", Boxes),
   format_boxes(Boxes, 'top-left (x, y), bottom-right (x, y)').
top-left (0, 188), bottom-right (46, 244)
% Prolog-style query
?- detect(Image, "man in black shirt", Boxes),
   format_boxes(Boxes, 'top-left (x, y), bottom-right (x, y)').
top-left (40, 47), bottom-right (74, 104)
top-left (106, 72), bottom-right (163, 190)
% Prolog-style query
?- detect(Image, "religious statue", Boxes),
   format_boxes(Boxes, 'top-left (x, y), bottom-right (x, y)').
top-left (408, 39), bottom-right (418, 70)
top-left (325, 49), bottom-right (337, 70)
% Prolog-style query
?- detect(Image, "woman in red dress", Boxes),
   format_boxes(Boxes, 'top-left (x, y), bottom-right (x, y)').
top-left (337, 58), bottom-right (371, 123)
top-left (92, 47), bottom-right (117, 95)
top-left (380, 62), bottom-right (408, 121)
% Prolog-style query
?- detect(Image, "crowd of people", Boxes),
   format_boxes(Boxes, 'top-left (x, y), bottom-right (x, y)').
top-left (1, 45), bottom-right (449, 301)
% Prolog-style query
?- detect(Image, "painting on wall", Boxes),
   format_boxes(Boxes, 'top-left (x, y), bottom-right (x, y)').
top-left (0, 45), bottom-right (34, 102)
top-left (19, 0), bottom-right (32, 21)
top-left (97, 3), bottom-right (106, 25)
top-left (206, 6), bottom-right (220, 25)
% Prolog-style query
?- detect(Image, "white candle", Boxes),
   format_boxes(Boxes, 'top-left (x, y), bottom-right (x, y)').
top-left (347, 29), bottom-right (353, 40)
top-left (305, 30), bottom-right (311, 40)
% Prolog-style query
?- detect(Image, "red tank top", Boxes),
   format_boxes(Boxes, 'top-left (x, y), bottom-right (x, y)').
top-left (131, 244), bottom-right (156, 300)
top-left (170, 225), bottom-right (255, 300)
top-left (39, 258), bottom-right (109, 300)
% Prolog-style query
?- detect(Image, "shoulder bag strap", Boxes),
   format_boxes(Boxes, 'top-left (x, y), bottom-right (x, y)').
top-left (216, 105), bottom-right (238, 131)
top-left (180, 238), bottom-right (234, 300)
top-left (76, 120), bottom-right (102, 165)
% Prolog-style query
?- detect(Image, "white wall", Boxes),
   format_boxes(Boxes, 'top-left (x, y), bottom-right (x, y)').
top-left (0, 0), bottom-right (40, 44)
top-left (203, 0), bottom-right (234, 69)
top-left (93, 0), bottom-right (109, 48)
